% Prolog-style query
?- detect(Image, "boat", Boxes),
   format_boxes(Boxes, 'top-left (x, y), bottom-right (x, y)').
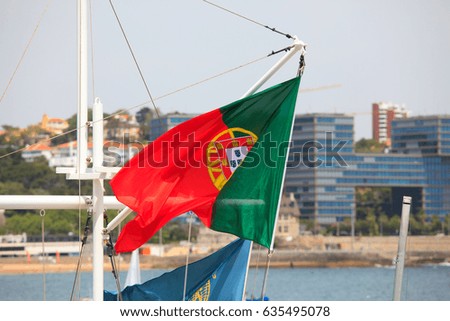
top-left (0, 0), bottom-right (306, 301)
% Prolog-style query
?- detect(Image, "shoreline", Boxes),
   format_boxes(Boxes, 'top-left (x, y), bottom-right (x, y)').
top-left (1, 250), bottom-right (448, 275)
top-left (1, 235), bottom-right (449, 275)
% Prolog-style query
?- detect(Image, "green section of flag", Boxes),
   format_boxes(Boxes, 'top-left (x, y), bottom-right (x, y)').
top-left (211, 77), bottom-right (301, 248)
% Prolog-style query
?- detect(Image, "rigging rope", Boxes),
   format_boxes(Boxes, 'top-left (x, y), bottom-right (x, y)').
top-left (107, 0), bottom-right (161, 123)
top-left (182, 212), bottom-right (194, 301)
top-left (202, 0), bottom-right (293, 39)
top-left (0, 2), bottom-right (304, 164)
top-left (250, 244), bottom-right (262, 300)
top-left (0, 0), bottom-right (54, 105)
top-left (154, 54), bottom-right (269, 101)
top-left (0, 47), bottom-right (278, 161)
top-left (104, 212), bottom-right (123, 301)
top-left (260, 249), bottom-right (273, 300)
top-left (70, 204), bottom-right (93, 301)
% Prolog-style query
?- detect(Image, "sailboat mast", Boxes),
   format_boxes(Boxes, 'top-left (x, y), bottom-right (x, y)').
top-left (92, 98), bottom-right (105, 301)
top-left (77, 0), bottom-right (88, 174)
top-left (79, 0), bottom-right (104, 301)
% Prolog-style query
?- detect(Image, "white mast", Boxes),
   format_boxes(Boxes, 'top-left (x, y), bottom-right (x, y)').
top-left (0, 0), bottom-right (108, 301)
top-left (92, 98), bottom-right (105, 301)
top-left (77, 0), bottom-right (88, 175)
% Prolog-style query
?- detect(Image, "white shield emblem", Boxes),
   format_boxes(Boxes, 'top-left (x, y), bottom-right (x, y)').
top-left (225, 146), bottom-right (249, 173)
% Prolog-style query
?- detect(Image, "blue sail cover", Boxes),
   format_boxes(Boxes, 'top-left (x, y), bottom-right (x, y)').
top-left (104, 238), bottom-right (251, 301)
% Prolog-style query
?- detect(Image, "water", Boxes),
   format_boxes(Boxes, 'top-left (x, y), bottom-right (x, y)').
top-left (0, 266), bottom-right (449, 301)
top-left (249, 265), bottom-right (450, 301)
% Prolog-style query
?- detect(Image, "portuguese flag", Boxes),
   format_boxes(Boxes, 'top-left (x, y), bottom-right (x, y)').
top-left (111, 77), bottom-right (301, 253)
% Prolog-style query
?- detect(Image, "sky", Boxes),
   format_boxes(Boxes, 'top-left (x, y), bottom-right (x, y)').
top-left (1, 0), bottom-right (449, 140)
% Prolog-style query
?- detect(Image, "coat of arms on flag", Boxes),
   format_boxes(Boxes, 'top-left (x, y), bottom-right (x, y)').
top-left (206, 128), bottom-right (257, 190)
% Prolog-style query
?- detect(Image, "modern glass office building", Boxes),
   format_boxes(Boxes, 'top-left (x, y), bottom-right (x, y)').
top-left (285, 114), bottom-right (355, 224)
top-left (391, 116), bottom-right (450, 217)
top-left (149, 113), bottom-right (197, 141)
top-left (285, 114), bottom-right (450, 225)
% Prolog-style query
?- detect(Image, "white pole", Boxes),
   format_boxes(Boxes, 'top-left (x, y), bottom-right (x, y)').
top-left (93, 98), bottom-right (104, 167)
top-left (182, 213), bottom-right (194, 301)
top-left (105, 206), bottom-right (133, 233)
top-left (241, 243), bottom-right (253, 301)
top-left (257, 43), bottom-right (306, 300)
top-left (92, 98), bottom-right (104, 301)
top-left (0, 195), bottom-right (122, 210)
top-left (393, 196), bottom-right (412, 301)
top-left (92, 181), bottom-right (104, 301)
top-left (241, 36), bottom-right (305, 98)
top-left (77, 0), bottom-right (88, 175)
top-left (266, 43), bottom-right (306, 251)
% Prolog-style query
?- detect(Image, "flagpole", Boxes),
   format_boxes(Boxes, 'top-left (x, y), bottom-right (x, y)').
top-left (241, 241), bottom-right (253, 300)
top-left (105, 206), bottom-right (133, 233)
top-left (269, 46), bottom-right (306, 251)
top-left (241, 36), bottom-right (305, 98)
top-left (182, 212), bottom-right (194, 300)
top-left (240, 38), bottom-right (306, 300)
top-left (259, 45), bottom-right (306, 300)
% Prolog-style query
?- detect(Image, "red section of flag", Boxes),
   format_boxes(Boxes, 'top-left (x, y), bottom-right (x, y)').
top-left (111, 109), bottom-right (228, 253)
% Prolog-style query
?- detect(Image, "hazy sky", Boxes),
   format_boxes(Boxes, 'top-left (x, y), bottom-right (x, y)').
top-left (1, 0), bottom-right (449, 139)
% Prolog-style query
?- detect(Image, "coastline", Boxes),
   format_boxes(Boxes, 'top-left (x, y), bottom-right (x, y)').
top-left (1, 249), bottom-right (448, 275)
top-left (1, 235), bottom-right (449, 274)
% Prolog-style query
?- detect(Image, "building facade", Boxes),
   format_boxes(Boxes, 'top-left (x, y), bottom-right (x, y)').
top-left (391, 116), bottom-right (450, 155)
top-left (285, 113), bottom-right (450, 227)
top-left (391, 116), bottom-right (450, 217)
top-left (40, 114), bottom-right (69, 135)
top-left (286, 114), bottom-right (355, 224)
top-left (372, 102), bottom-right (409, 146)
top-left (104, 114), bottom-right (140, 142)
top-left (149, 112), bottom-right (197, 141)
top-left (276, 193), bottom-right (301, 240)
top-left (22, 143), bottom-right (53, 162)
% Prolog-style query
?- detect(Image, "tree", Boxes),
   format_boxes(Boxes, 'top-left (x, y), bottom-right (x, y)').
top-left (445, 215), bottom-right (450, 235)
top-left (136, 107), bottom-right (157, 141)
top-left (379, 214), bottom-right (389, 236)
top-left (386, 215), bottom-right (401, 235)
top-left (50, 109), bottom-right (96, 146)
top-left (0, 125), bottom-right (23, 146)
top-left (355, 138), bottom-right (387, 153)
top-left (20, 125), bottom-right (49, 145)
top-left (430, 215), bottom-right (443, 234)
